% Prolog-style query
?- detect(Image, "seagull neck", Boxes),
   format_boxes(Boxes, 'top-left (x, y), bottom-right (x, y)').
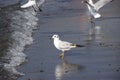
top-left (54, 38), bottom-right (59, 41)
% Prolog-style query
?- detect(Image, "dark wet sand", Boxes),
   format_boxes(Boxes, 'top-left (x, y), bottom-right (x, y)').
top-left (18, 0), bottom-right (120, 80)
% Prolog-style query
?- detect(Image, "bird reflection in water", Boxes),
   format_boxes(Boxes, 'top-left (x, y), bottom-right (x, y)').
top-left (55, 60), bottom-right (84, 80)
top-left (88, 21), bottom-right (102, 41)
top-left (86, 21), bottom-right (102, 55)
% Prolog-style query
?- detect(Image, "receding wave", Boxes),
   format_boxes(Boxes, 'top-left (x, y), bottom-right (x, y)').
top-left (0, 2), bottom-right (39, 80)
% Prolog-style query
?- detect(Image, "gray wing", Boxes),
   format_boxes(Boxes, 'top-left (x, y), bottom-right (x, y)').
top-left (58, 40), bottom-right (75, 49)
top-left (94, 0), bottom-right (113, 11)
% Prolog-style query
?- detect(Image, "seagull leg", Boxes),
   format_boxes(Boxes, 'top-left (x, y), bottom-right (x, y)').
top-left (32, 5), bottom-right (42, 12)
top-left (89, 16), bottom-right (95, 35)
top-left (111, 0), bottom-right (114, 2)
top-left (38, 7), bottom-right (42, 12)
top-left (36, 3), bottom-right (42, 12)
top-left (90, 16), bottom-right (94, 23)
top-left (60, 52), bottom-right (64, 60)
top-left (32, 6), bottom-right (37, 12)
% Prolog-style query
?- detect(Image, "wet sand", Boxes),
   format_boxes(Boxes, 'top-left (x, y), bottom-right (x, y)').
top-left (18, 0), bottom-right (120, 80)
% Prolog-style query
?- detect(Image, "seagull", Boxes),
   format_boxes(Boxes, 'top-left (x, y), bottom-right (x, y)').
top-left (82, 0), bottom-right (113, 19)
top-left (20, 0), bottom-right (45, 12)
top-left (52, 34), bottom-right (84, 59)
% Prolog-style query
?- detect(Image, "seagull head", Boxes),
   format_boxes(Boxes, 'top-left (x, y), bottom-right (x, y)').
top-left (52, 34), bottom-right (60, 40)
top-left (81, 0), bottom-right (88, 4)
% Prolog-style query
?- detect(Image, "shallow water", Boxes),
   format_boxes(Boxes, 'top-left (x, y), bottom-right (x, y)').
top-left (0, 0), bottom-right (120, 80)
top-left (18, 0), bottom-right (120, 80)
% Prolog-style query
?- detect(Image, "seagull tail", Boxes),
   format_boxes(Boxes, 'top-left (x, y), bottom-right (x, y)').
top-left (76, 44), bottom-right (85, 47)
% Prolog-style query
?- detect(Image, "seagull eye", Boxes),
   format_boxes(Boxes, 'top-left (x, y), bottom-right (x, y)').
top-left (55, 35), bottom-right (58, 38)
top-left (54, 35), bottom-right (59, 38)
top-left (52, 35), bottom-right (59, 38)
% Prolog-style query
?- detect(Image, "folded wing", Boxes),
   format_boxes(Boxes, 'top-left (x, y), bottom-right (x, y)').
top-left (58, 40), bottom-right (75, 50)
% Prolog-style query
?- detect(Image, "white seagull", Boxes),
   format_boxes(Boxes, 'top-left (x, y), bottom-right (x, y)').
top-left (20, 0), bottom-right (45, 12)
top-left (52, 34), bottom-right (84, 59)
top-left (82, 0), bottom-right (113, 19)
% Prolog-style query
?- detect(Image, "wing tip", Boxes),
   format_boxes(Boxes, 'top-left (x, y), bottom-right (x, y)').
top-left (76, 45), bottom-right (85, 47)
